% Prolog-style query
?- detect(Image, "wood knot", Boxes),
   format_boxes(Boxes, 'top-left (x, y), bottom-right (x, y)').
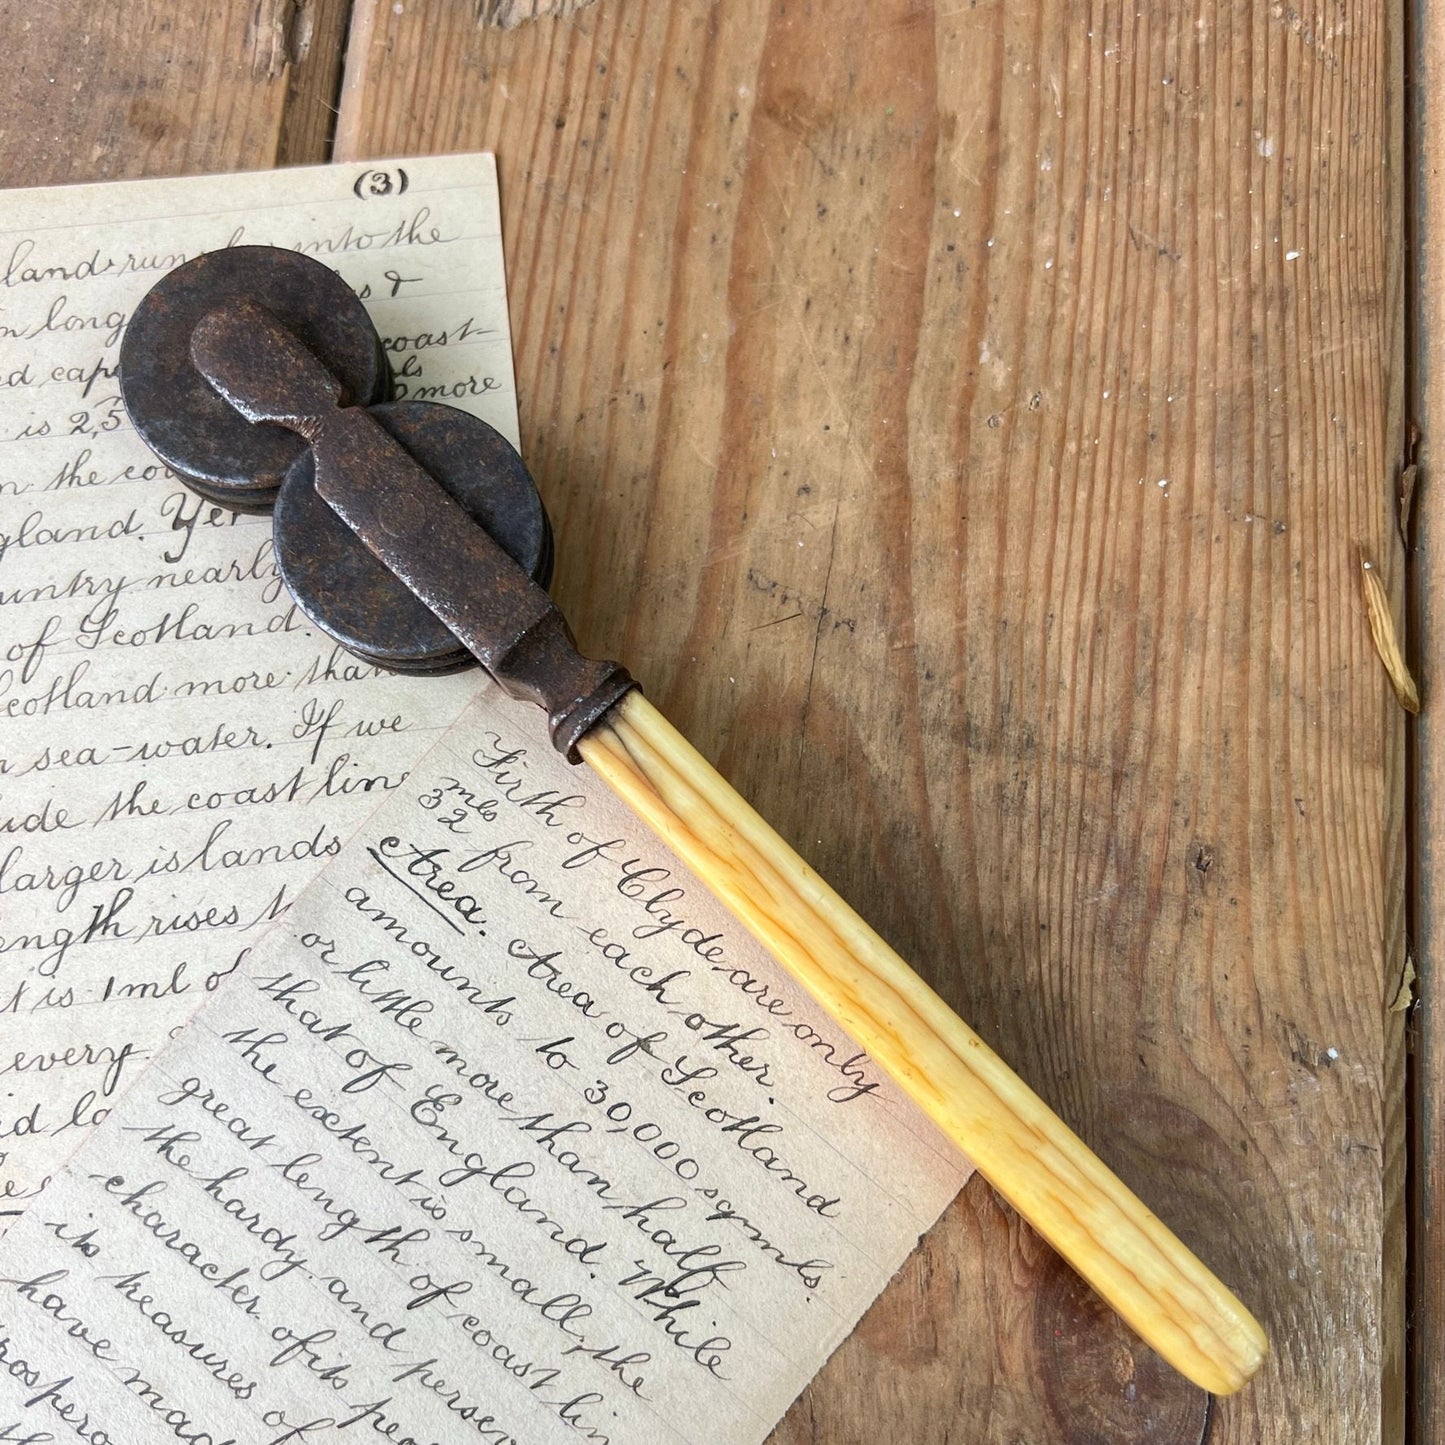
top-left (1035, 1256), bottom-right (1209, 1444)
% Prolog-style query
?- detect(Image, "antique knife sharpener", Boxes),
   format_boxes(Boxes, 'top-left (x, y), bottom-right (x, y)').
top-left (118, 245), bottom-right (1268, 1396)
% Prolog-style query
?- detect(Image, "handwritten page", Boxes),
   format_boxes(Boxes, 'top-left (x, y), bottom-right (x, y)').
top-left (0, 155), bottom-right (515, 1222)
top-left (0, 684), bottom-right (970, 1444)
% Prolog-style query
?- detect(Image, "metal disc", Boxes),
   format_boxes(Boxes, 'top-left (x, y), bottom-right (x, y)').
top-left (274, 401), bottom-right (554, 672)
top-left (119, 245), bottom-right (390, 512)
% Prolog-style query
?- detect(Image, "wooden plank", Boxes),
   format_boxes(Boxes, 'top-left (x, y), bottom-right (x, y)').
top-left (278, 0), bottom-right (357, 165)
top-left (332, 0), bottom-right (1404, 1437)
top-left (0, 0), bottom-right (352, 186)
top-left (1408, 0), bottom-right (1443, 1433)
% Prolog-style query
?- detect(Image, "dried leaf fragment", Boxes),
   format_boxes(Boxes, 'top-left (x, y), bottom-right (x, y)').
top-left (1399, 463), bottom-right (1418, 546)
top-left (1390, 955), bottom-right (1416, 1013)
top-left (1359, 551), bottom-right (1420, 714)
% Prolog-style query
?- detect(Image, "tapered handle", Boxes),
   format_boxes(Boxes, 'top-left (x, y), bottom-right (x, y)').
top-left (579, 690), bottom-right (1267, 1396)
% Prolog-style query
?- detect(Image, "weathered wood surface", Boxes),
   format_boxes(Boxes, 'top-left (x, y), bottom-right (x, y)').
top-left (1408, 0), bottom-right (1442, 1438)
top-left (335, 2), bottom-right (1405, 1438)
top-left (0, 0), bottom-right (350, 184)
top-left (0, 0), bottom-right (1406, 1438)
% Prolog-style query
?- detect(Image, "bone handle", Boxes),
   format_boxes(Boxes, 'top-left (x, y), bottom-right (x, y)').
top-left (578, 690), bottom-right (1267, 1396)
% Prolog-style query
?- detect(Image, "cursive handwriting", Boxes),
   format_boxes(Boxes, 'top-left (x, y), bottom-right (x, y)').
top-left (0, 155), bottom-right (521, 1230)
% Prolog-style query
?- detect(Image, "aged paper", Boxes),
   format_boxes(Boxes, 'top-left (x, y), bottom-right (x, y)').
top-left (0, 155), bottom-right (516, 1220)
top-left (0, 685), bottom-right (969, 1443)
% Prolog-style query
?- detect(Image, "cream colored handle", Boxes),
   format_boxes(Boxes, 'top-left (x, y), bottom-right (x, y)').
top-left (579, 691), bottom-right (1267, 1396)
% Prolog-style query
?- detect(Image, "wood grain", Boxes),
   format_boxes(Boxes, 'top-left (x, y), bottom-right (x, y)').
top-left (334, 1), bottom-right (1405, 1438)
top-left (0, 0), bottom-right (351, 186)
top-left (1408, 0), bottom-right (1442, 1435)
